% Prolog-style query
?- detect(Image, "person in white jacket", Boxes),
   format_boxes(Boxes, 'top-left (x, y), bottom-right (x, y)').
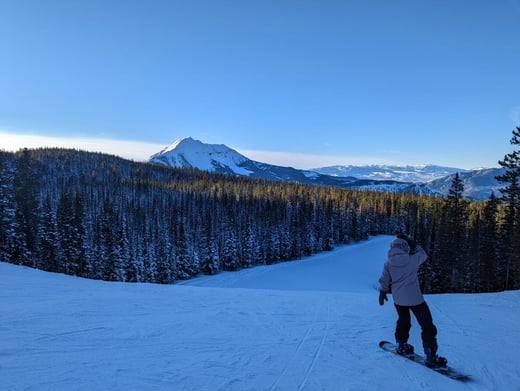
top-left (378, 234), bottom-right (447, 369)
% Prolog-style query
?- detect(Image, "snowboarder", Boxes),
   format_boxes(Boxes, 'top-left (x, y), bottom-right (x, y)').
top-left (378, 234), bottom-right (447, 369)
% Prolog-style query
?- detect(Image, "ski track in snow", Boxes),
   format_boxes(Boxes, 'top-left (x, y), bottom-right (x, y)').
top-left (2, 235), bottom-right (520, 391)
top-left (297, 296), bottom-right (330, 391)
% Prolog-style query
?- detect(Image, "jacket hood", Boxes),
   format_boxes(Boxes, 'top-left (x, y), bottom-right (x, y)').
top-left (387, 247), bottom-right (410, 267)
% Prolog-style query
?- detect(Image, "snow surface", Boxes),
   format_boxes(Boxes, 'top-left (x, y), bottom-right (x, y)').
top-left (2, 235), bottom-right (519, 391)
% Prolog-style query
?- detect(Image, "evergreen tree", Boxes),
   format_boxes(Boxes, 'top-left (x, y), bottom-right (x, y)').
top-left (155, 235), bottom-right (174, 284)
top-left (479, 193), bottom-right (501, 291)
top-left (56, 189), bottom-right (84, 275)
top-left (243, 222), bottom-right (257, 267)
top-left (222, 229), bottom-right (240, 270)
top-left (12, 149), bottom-right (40, 266)
top-left (38, 195), bottom-right (60, 272)
top-left (175, 218), bottom-right (200, 279)
top-left (73, 193), bottom-right (87, 275)
top-left (99, 199), bottom-right (124, 281)
top-left (434, 173), bottom-right (469, 291)
top-left (496, 126), bottom-right (520, 289)
top-left (0, 152), bottom-right (16, 263)
top-left (201, 234), bottom-right (220, 275)
top-left (126, 228), bottom-right (145, 282)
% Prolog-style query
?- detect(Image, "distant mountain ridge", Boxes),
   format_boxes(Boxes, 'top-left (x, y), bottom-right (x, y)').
top-left (149, 137), bottom-right (504, 200)
top-left (311, 164), bottom-right (465, 183)
top-left (312, 164), bottom-right (505, 199)
top-left (427, 168), bottom-right (505, 200)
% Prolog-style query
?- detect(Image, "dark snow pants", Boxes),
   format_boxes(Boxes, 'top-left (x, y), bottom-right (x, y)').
top-left (394, 301), bottom-right (438, 354)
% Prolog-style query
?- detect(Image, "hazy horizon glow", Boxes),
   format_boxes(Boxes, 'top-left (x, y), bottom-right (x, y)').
top-left (0, 131), bottom-right (164, 162)
top-left (0, 131), bottom-right (501, 170)
top-left (0, 131), bottom-right (395, 168)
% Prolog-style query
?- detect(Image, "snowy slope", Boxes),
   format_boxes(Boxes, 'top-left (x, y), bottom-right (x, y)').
top-left (2, 236), bottom-right (520, 391)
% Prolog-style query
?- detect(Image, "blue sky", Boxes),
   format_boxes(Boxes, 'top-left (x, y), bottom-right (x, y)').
top-left (1, 0), bottom-right (519, 169)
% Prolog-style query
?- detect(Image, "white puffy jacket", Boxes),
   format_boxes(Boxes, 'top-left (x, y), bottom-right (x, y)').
top-left (379, 245), bottom-right (428, 306)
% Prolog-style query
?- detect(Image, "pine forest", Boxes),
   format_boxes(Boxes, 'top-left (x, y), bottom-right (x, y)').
top-left (1, 129), bottom-right (519, 293)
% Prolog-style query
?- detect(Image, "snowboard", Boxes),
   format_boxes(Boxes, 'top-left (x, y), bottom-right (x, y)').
top-left (379, 341), bottom-right (471, 381)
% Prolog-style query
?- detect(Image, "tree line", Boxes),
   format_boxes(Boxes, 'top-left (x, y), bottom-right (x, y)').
top-left (1, 129), bottom-right (519, 292)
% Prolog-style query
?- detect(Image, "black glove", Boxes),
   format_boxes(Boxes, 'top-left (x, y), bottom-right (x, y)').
top-left (397, 233), bottom-right (417, 253)
top-left (379, 291), bottom-right (388, 306)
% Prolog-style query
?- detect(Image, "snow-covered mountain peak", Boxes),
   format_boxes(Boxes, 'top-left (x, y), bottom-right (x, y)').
top-left (150, 137), bottom-right (252, 175)
top-left (160, 136), bottom-right (195, 153)
top-left (159, 137), bottom-right (231, 155)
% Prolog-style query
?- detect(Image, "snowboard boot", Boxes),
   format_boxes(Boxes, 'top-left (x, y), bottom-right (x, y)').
top-left (424, 347), bottom-right (448, 369)
top-left (396, 341), bottom-right (414, 357)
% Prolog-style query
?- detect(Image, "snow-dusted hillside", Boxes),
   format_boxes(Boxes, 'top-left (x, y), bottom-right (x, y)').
top-left (2, 236), bottom-right (519, 390)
